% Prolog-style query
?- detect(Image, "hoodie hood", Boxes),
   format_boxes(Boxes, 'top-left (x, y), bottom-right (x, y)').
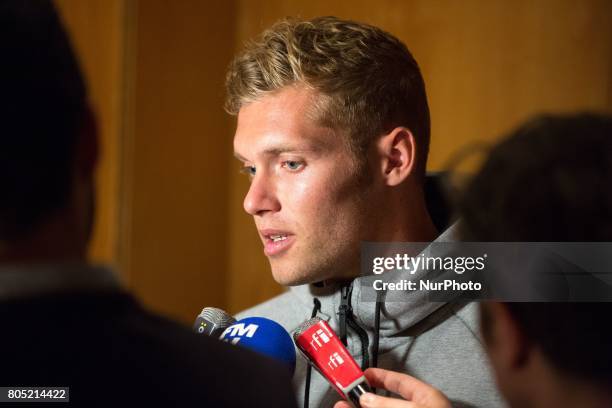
top-left (288, 223), bottom-right (460, 354)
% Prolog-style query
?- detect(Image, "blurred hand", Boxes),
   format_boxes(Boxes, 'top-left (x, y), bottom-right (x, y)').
top-left (333, 368), bottom-right (452, 408)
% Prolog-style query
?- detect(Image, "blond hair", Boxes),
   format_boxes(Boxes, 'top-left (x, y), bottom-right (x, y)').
top-left (225, 16), bottom-right (430, 179)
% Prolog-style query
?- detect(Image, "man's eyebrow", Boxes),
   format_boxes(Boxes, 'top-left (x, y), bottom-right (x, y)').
top-left (233, 151), bottom-right (248, 162)
top-left (233, 145), bottom-right (322, 161)
top-left (261, 146), bottom-right (321, 155)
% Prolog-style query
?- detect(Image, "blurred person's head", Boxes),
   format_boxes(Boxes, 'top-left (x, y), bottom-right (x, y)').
top-left (460, 114), bottom-right (612, 407)
top-left (227, 17), bottom-right (436, 285)
top-left (0, 0), bottom-right (97, 263)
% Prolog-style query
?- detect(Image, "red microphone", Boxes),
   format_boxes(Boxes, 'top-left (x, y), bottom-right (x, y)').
top-left (293, 317), bottom-right (371, 407)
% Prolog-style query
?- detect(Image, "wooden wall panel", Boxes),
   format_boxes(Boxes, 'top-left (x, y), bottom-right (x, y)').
top-left (53, 0), bottom-right (612, 321)
top-left (126, 0), bottom-right (237, 322)
top-left (54, 0), bottom-right (125, 266)
top-left (227, 0), bottom-right (612, 313)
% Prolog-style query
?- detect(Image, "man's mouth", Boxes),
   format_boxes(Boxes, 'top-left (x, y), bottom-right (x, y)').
top-left (260, 230), bottom-right (295, 256)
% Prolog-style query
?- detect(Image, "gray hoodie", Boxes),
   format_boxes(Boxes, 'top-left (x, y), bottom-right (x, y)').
top-left (237, 226), bottom-right (505, 408)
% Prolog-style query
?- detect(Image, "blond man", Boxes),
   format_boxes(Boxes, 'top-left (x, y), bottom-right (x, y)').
top-left (227, 17), bottom-right (502, 407)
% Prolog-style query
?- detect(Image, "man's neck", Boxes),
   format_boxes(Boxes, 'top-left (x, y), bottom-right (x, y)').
top-left (384, 188), bottom-right (439, 243)
top-left (521, 360), bottom-right (612, 408)
top-left (323, 194), bottom-right (439, 284)
top-left (529, 379), bottom-right (612, 408)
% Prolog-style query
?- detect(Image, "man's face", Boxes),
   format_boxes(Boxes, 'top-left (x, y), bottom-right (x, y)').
top-left (233, 86), bottom-right (379, 286)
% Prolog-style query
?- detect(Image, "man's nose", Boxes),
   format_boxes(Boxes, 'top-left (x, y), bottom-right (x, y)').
top-left (243, 175), bottom-right (281, 216)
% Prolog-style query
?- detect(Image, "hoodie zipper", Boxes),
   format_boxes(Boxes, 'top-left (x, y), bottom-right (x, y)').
top-left (338, 284), bottom-right (352, 346)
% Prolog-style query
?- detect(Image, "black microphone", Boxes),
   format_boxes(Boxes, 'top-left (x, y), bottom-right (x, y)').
top-left (193, 307), bottom-right (236, 337)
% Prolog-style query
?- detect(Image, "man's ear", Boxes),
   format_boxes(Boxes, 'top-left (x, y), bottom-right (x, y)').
top-left (481, 302), bottom-right (530, 371)
top-left (76, 103), bottom-right (99, 178)
top-left (376, 127), bottom-right (416, 186)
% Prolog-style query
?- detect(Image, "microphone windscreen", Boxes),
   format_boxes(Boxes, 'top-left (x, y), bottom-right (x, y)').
top-left (220, 316), bottom-right (296, 375)
top-left (193, 307), bottom-right (236, 337)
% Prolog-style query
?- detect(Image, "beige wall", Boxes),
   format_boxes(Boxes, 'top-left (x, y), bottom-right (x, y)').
top-left (54, 0), bottom-right (612, 322)
top-left (54, 0), bottom-right (125, 265)
top-left (126, 1), bottom-right (237, 322)
top-left (228, 0), bottom-right (612, 312)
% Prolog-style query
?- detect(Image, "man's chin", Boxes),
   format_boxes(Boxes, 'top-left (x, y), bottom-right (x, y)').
top-left (270, 265), bottom-right (321, 287)
top-left (271, 272), bottom-right (312, 287)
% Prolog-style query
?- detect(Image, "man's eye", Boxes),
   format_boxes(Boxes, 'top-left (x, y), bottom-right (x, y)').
top-left (282, 160), bottom-right (304, 171)
top-left (240, 165), bottom-right (256, 177)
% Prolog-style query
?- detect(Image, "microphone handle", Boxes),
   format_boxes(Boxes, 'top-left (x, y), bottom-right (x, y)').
top-left (347, 381), bottom-right (371, 407)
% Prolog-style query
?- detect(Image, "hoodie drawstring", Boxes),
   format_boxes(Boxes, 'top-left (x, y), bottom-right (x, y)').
top-left (370, 295), bottom-right (382, 394)
top-left (339, 282), bottom-right (370, 370)
top-left (303, 297), bottom-right (321, 408)
top-left (372, 293), bottom-right (382, 369)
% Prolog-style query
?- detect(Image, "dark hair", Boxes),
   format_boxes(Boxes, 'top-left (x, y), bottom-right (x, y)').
top-left (460, 113), bottom-right (612, 385)
top-left (0, 0), bottom-right (86, 241)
